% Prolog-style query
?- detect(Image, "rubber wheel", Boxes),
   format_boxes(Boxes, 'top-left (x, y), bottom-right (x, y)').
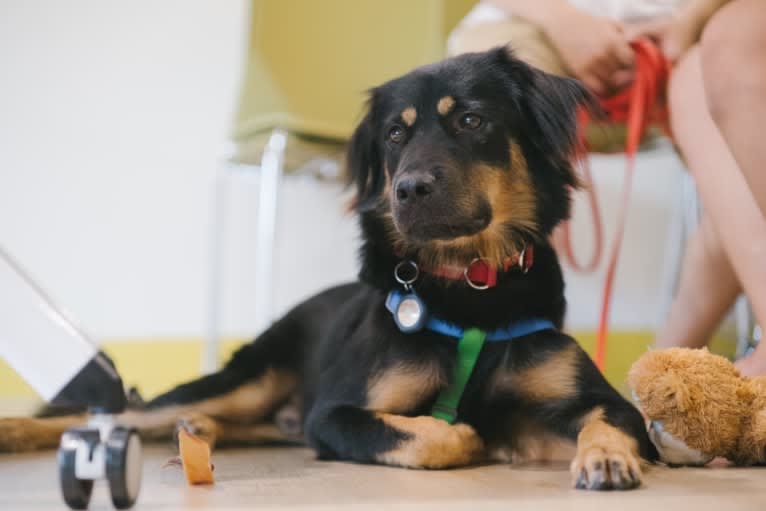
top-left (58, 430), bottom-right (94, 510)
top-left (106, 426), bottom-right (142, 509)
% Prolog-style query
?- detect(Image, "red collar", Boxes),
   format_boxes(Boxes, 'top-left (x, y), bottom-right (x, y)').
top-left (397, 245), bottom-right (534, 290)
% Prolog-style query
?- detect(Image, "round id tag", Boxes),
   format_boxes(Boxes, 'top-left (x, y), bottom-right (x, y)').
top-left (394, 293), bottom-right (427, 333)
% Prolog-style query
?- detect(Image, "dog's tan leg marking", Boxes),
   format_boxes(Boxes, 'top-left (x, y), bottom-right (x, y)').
top-left (194, 368), bottom-right (297, 421)
top-left (401, 106), bottom-right (417, 127)
top-left (0, 415), bottom-right (86, 452)
top-left (0, 369), bottom-right (296, 453)
top-left (375, 413), bottom-right (485, 469)
top-left (570, 407), bottom-right (642, 490)
top-left (122, 368), bottom-right (297, 437)
top-left (218, 422), bottom-right (295, 445)
top-left (437, 96), bottom-right (455, 116)
top-left (488, 417), bottom-right (576, 464)
top-left (176, 413), bottom-right (294, 449)
top-left (366, 362), bottom-right (444, 414)
top-left (491, 344), bottom-right (578, 402)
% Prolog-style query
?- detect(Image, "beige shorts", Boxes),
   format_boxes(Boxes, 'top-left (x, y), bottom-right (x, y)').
top-left (449, 18), bottom-right (569, 75)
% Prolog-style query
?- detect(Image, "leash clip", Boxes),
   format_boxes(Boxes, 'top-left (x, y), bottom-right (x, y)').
top-left (394, 260), bottom-right (419, 291)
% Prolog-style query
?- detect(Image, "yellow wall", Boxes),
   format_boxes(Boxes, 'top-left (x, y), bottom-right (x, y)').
top-left (4, 331), bottom-right (734, 403)
top-left (234, 0), bottom-right (476, 141)
top-left (0, 339), bottom-right (245, 401)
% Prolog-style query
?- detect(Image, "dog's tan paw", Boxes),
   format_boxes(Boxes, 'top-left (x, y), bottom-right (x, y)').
top-left (448, 422), bottom-right (486, 465)
top-left (571, 444), bottom-right (642, 490)
top-left (175, 413), bottom-right (220, 450)
top-left (403, 421), bottom-right (484, 469)
top-left (376, 415), bottom-right (485, 469)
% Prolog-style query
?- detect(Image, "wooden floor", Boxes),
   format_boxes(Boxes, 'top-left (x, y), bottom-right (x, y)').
top-left (1, 445), bottom-right (765, 511)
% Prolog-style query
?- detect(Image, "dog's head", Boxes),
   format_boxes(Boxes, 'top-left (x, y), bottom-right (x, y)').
top-left (347, 47), bottom-right (592, 267)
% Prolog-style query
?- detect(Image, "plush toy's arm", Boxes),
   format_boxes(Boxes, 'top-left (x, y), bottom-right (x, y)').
top-left (647, 420), bottom-right (714, 466)
top-left (629, 348), bottom-right (748, 466)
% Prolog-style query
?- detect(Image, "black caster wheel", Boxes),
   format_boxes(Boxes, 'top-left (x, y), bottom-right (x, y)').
top-left (106, 426), bottom-right (142, 509)
top-left (58, 429), bottom-right (96, 510)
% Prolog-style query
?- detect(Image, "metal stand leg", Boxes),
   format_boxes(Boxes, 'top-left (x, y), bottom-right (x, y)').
top-left (202, 160), bottom-right (229, 374)
top-left (254, 129), bottom-right (286, 335)
top-left (203, 130), bottom-right (286, 372)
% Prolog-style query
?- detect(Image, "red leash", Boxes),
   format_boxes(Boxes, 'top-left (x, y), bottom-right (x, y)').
top-left (570, 39), bottom-right (671, 371)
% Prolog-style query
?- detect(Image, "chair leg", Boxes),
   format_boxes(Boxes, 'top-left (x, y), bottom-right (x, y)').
top-left (656, 168), bottom-right (699, 329)
top-left (656, 169), bottom-right (686, 327)
top-left (253, 129), bottom-right (287, 335)
top-left (202, 161), bottom-right (230, 374)
top-left (735, 298), bottom-right (761, 359)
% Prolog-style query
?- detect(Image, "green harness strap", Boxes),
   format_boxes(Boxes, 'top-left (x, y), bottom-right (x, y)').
top-left (431, 327), bottom-right (487, 424)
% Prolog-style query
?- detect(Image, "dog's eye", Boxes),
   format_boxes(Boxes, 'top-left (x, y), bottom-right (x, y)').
top-left (388, 126), bottom-right (405, 144)
top-left (458, 113), bottom-right (482, 130)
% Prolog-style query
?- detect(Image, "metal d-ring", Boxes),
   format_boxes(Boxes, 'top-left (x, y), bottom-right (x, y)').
top-left (518, 246), bottom-right (528, 274)
top-left (394, 260), bottom-right (419, 290)
top-left (464, 258), bottom-right (490, 290)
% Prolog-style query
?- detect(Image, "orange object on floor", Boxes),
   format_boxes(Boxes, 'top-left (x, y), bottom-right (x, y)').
top-left (178, 427), bottom-right (215, 485)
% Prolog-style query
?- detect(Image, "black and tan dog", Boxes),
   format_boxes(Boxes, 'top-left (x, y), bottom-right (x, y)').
top-left (0, 47), bottom-right (656, 490)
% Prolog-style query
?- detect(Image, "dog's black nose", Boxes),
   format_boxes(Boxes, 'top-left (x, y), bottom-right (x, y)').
top-left (395, 174), bottom-right (434, 204)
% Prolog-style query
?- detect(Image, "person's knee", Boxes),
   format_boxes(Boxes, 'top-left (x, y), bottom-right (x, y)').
top-left (700, 0), bottom-right (766, 125)
top-left (699, 8), bottom-right (735, 124)
top-left (668, 47), bottom-right (701, 131)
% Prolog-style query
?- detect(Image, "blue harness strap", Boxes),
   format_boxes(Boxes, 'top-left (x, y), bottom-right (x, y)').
top-left (385, 290), bottom-right (557, 423)
top-left (386, 290), bottom-right (555, 342)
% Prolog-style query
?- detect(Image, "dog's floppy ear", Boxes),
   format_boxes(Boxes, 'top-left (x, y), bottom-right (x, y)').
top-left (498, 47), bottom-right (597, 188)
top-left (345, 95), bottom-right (384, 211)
top-left (525, 71), bottom-right (592, 171)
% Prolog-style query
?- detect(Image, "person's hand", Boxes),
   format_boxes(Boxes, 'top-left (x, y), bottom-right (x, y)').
top-left (540, 7), bottom-right (635, 96)
top-left (624, 0), bottom-right (729, 64)
top-left (625, 16), bottom-right (699, 63)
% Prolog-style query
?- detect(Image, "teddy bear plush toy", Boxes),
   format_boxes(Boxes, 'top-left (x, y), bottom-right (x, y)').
top-left (628, 347), bottom-right (766, 466)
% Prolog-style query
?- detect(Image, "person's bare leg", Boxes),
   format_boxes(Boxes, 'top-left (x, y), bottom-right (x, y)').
top-left (700, 1), bottom-right (766, 375)
top-left (655, 214), bottom-right (740, 349)
top-left (657, 46), bottom-right (743, 350)
top-left (667, 46), bottom-right (766, 375)
top-left (700, 0), bottom-right (766, 217)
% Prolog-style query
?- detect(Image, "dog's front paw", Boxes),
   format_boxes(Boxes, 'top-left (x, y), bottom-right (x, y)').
top-left (376, 414), bottom-right (485, 469)
top-left (571, 444), bottom-right (642, 490)
top-left (175, 413), bottom-right (220, 450)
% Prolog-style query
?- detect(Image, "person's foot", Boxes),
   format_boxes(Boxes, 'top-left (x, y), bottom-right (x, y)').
top-left (734, 353), bottom-right (766, 377)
